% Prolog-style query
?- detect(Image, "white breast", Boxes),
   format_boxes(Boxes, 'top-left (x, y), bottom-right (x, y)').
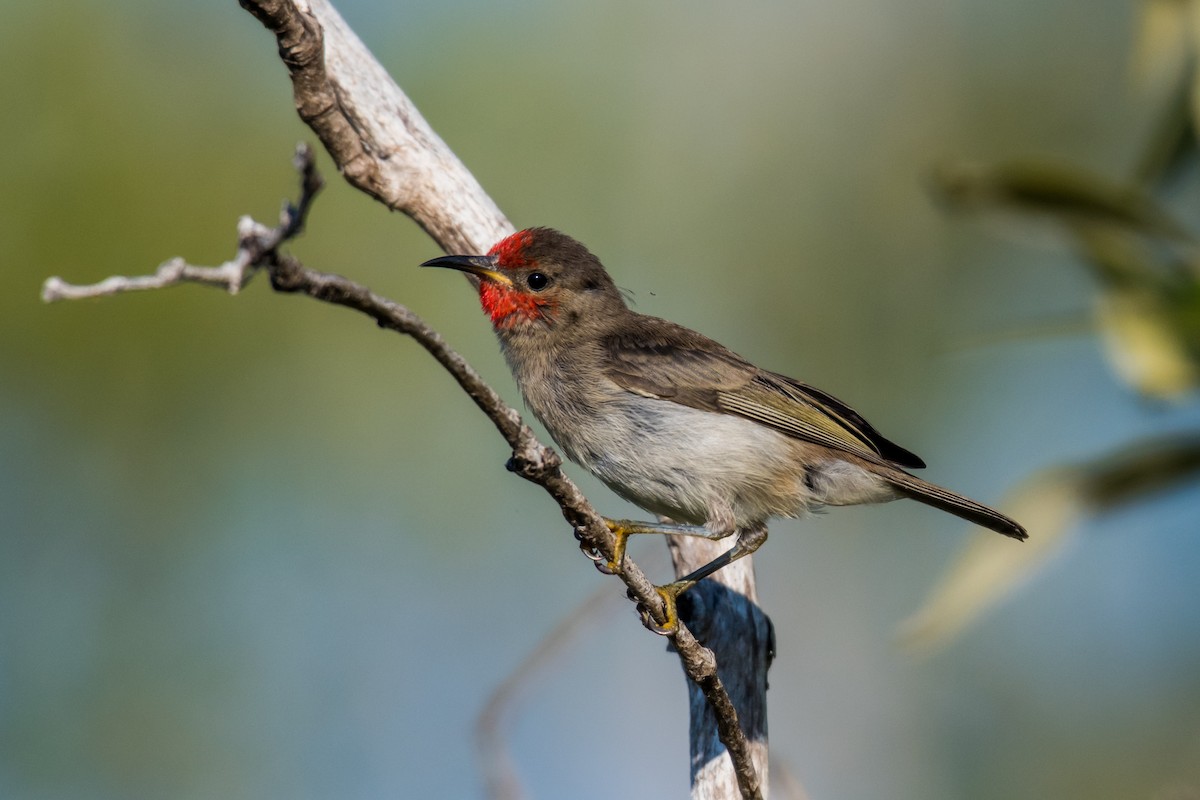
top-left (546, 394), bottom-right (822, 527)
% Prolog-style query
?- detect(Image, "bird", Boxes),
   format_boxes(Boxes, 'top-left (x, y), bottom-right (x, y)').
top-left (423, 227), bottom-right (1026, 633)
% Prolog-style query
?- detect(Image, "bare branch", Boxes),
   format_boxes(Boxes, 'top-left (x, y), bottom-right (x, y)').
top-left (230, 9), bottom-right (773, 792)
top-left (43, 221), bottom-right (266, 301)
top-left (45, 1), bottom-right (772, 795)
top-left (44, 145), bottom-right (762, 797)
top-left (43, 145), bottom-right (325, 303)
top-left (43, 255), bottom-right (242, 301)
top-left (237, 0), bottom-right (511, 255)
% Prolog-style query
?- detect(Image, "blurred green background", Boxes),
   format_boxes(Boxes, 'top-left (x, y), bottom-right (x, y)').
top-left (4, 1), bottom-right (1200, 798)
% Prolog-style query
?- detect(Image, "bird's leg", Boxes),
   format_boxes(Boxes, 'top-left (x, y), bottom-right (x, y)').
top-left (600, 517), bottom-right (735, 576)
top-left (647, 523), bottom-right (769, 635)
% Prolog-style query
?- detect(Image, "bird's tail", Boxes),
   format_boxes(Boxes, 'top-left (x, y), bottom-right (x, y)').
top-left (884, 470), bottom-right (1027, 541)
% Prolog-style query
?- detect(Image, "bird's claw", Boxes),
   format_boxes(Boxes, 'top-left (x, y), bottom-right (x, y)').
top-left (594, 558), bottom-right (620, 575)
top-left (586, 517), bottom-right (690, 635)
top-left (639, 582), bottom-right (689, 636)
top-left (578, 541), bottom-right (605, 562)
top-left (576, 520), bottom-right (627, 575)
top-left (600, 518), bottom-right (629, 576)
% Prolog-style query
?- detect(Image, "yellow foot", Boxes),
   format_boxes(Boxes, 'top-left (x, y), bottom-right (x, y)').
top-left (644, 580), bottom-right (696, 636)
top-left (598, 518), bottom-right (630, 575)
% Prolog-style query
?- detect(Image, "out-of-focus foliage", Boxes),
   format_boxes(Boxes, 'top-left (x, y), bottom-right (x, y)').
top-left (931, 159), bottom-right (1194, 242)
top-left (901, 436), bottom-right (1200, 652)
top-left (908, 0), bottom-right (1200, 651)
top-left (931, 0), bottom-right (1200, 401)
top-left (931, 155), bottom-right (1200, 398)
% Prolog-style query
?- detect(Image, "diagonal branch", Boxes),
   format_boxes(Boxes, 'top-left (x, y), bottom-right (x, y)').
top-left (238, 3), bottom-right (771, 796)
top-left (49, 0), bottom-right (773, 793)
top-left (41, 146), bottom-right (765, 800)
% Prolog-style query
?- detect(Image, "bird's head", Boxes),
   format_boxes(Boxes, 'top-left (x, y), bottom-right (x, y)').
top-left (422, 228), bottom-right (624, 334)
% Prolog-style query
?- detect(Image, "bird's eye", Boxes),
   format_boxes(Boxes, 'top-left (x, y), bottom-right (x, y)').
top-left (526, 272), bottom-right (550, 291)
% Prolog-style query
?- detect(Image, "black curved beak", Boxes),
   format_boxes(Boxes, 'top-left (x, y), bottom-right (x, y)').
top-left (420, 254), bottom-right (512, 285)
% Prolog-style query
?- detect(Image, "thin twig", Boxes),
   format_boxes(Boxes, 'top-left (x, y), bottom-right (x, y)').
top-left (43, 145), bottom-right (324, 303)
top-left (477, 583), bottom-right (625, 800)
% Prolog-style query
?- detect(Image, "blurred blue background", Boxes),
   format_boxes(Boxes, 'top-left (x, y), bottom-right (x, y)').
top-left (3, 1), bottom-right (1199, 798)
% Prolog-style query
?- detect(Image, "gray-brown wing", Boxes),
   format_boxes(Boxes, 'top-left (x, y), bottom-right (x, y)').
top-left (713, 374), bottom-right (902, 465)
top-left (601, 317), bottom-right (755, 410)
top-left (601, 317), bottom-right (924, 468)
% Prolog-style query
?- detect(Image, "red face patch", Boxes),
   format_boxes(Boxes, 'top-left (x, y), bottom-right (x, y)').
top-left (479, 280), bottom-right (548, 329)
top-left (487, 229), bottom-right (536, 269)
